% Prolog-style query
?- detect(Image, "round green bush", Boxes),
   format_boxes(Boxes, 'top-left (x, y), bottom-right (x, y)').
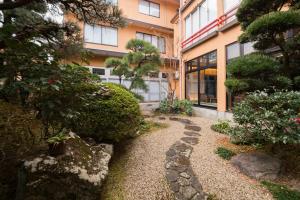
top-left (230, 90), bottom-right (300, 145)
top-left (73, 83), bottom-right (142, 142)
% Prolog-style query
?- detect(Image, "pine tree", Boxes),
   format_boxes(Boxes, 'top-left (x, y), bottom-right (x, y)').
top-left (225, 0), bottom-right (300, 94)
top-left (106, 39), bottom-right (161, 91)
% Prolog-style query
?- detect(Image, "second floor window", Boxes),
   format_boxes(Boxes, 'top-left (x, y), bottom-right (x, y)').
top-left (139, 0), bottom-right (160, 18)
top-left (224, 0), bottom-right (240, 12)
top-left (84, 24), bottom-right (118, 46)
top-left (136, 32), bottom-right (166, 53)
top-left (185, 0), bottom-right (217, 39)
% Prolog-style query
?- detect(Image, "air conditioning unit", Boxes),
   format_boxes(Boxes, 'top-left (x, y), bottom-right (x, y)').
top-left (174, 71), bottom-right (180, 80)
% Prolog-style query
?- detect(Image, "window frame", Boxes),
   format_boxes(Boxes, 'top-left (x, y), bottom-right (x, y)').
top-left (185, 50), bottom-right (218, 109)
top-left (84, 23), bottom-right (118, 47)
top-left (184, 0), bottom-right (218, 39)
top-left (139, 0), bottom-right (160, 18)
top-left (136, 32), bottom-right (166, 54)
top-left (225, 41), bottom-right (256, 63)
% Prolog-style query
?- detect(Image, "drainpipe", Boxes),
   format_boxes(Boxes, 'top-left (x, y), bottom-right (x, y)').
top-left (179, 0), bottom-right (183, 100)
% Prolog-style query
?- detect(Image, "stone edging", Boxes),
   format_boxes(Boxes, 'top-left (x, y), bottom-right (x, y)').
top-left (165, 117), bottom-right (205, 200)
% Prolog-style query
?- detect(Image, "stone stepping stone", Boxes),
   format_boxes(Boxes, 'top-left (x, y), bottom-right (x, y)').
top-left (158, 116), bottom-right (166, 120)
top-left (184, 131), bottom-right (200, 137)
top-left (181, 137), bottom-right (199, 145)
top-left (185, 125), bottom-right (201, 132)
top-left (169, 117), bottom-right (193, 124)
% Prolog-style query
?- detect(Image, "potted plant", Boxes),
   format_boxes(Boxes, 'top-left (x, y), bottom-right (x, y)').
top-left (47, 132), bottom-right (70, 156)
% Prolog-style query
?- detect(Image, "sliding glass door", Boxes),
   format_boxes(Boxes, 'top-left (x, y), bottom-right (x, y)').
top-left (185, 51), bottom-right (218, 108)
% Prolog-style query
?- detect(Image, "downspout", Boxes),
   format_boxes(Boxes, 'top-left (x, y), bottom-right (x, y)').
top-left (179, 0), bottom-right (183, 99)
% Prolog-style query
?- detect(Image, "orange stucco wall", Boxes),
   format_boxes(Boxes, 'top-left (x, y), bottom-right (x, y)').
top-left (178, 0), bottom-right (243, 112)
top-left (120, 0), bottom-right (178, 29)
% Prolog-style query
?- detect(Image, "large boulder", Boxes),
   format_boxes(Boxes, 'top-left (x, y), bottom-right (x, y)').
top-left (231, 152), bottom-right (281, 180)
top-left (18, 133), bottom-right (113, 200)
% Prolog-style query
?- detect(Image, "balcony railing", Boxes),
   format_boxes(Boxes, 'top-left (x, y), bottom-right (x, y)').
top-left (181, 5), bottom-right (240, 49)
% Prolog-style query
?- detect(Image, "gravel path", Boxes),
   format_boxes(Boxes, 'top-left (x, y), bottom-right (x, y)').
top-left (122, 116), bottom-right (273, 200)
top-left (189, 117), bottom-right (273, 200)
top-left (124, 118), bottom-right (184, 200)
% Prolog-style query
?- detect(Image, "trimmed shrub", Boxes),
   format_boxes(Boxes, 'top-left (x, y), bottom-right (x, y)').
top-left (159, 99), bottom-right (193, 116)
top-left (73, 83), bottom-right (142, 142)
top-left (211, 120), bottom-right (231, 135)
top-left (229, 90), bottom-right (300, 145)
top-left (215, 147), bottom-right (236, 160)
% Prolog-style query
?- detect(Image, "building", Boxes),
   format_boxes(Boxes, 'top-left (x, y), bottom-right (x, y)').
top-left (173, 0), bottom-right (256, 117)
top-left (67, 0), bottom-right (256, 116)
top-left (65, 0), bottom-right (180, 102)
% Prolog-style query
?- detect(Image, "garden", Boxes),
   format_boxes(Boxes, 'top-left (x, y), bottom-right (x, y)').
top-left (0, 0), bottom-right (300, 200)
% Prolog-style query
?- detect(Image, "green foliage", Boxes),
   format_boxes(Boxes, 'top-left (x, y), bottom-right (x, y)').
top-left (0, 100), bottom-right (43, 199)
top-left (242, 10), bottom-right (300, 43)
top-left (47, 131), bottom-right (70, 145)
top-left (105, 57), bottom-right (130, 84)
top-left (225, 54), bottom-right (285, 93)
top-left (261, 181), bottom-right (300, 200)
top-left (235, 1), bottom-right (300, 91)
top-left (211, 120), bottom-right (231, 135)
top-left (105, 39), bottom-right (161, 92)
top-left (139, 120), bottom-right (169, 134)
top-left (30, 64), bottom-right (101, 136)
top-left (294, 76), bottom-right (300, 90)
top-left (215, 147), bottom-right (236, 160)
top-left (72, 83), bottom-right (142, 142)
top-left (230, 90), bottom-right (300, 145)
top-left (236, 0), bottom-right (288, 30)
top-left (159, 99), bottom-right (193, 116)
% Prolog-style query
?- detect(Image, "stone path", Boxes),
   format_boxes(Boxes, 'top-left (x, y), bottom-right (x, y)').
top-left (165, 120), bottom-right (205, 200)
top-left (118, 115), bottom-right (272, 200)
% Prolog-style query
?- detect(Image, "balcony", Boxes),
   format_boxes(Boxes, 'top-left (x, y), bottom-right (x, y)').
top-left (181, 4), bottom-right (239, 49)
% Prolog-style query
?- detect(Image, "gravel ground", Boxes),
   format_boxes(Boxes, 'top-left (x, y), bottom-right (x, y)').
top-left (189, 117), bottom-right (273, 200)
top-left (124, 117), bottom-right (184, 200)
top-left (122, 116), bottom-right (273, 200)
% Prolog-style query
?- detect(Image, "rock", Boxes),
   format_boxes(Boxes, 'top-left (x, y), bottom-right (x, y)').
top-left (185, 125), bottom-right (201, 132)
top-left (177, 177), bottom-right (191, 186)
top-left (170, 182), bottom-right (180, 192)
top-left (184, 131), bottom-right (201, 137)
top-left (180, 172), bottom-right (191, 179)
top-left (231, 152), bottom-right (281, 180)
top-left (180, 186), bottom-right (197, 199)
top-left (181, 137), bottom-right (199, 145)
top-left (19, 133), bottom-right (113, 200)
top-left (166, 170), bottom-right (179, 182)
top-left (169, 117), bottom-right (193, 124)
top-left (159, 116), bottom-right (166, 120)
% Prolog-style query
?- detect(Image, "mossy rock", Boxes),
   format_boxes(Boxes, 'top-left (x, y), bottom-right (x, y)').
top-left (19, 133), bottom-right (113, 200)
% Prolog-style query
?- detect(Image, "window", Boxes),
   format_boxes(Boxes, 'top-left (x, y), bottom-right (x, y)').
top-left (185, 15), bottom-right (192, 39)
top-left (185, 51), bottom-right (218, 108)
top-left (184, 0), bottom-right (217, 39)
top-left (84, 24), bottom-right (118, 46)
top-left (92, 68), bottom-right (105, 76)
top-left (226, 42), bottom-right (240, 61)
top-left (192, 8), bottom-right (199, 34)
top-left (226, 42), bottom-right (256, 111)
top-left (136, 32), bottom-right (166, 53)
top-left (224, 0), bottom-right (240, 12)
top-left (226, 42), bottom-right (255, 62)
top-left (139, 0), bottom-right (160, 17)
top-left (243, 42), bottom-right (255, 55)
top-left (102, 26), bottom-right (118, 46)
